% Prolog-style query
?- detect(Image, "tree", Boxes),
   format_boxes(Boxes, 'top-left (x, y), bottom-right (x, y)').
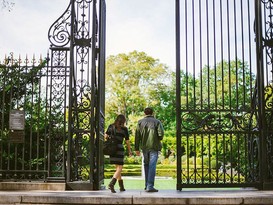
top-left (200, 59), bottom-right (255, 110)
top-left (180, 59), bottom-right (256, 175)
top-left (105, 50), bottom-right (169, 124)
top-left (0, 56), bottom-right (50, 171)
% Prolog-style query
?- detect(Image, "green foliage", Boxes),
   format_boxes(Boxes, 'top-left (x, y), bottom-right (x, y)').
top-left (105, 50), bottom-right (170, 124)
top-left (198, 59), bottom-right (255, 110)
top-left (0, 49), bottom-right (257, 184)
top-left (0, 58), bottom-right (63, 172)
top-left (161, 135), bottom-right (176, 158)
top-left (104, 163), bottom-right (177, 179)
top-left (105, 51), bottom-right (178, 161)
top-left (124, 156), bottom-right (142, 164)
top-left (104, 53), bottom-right (256, 182)
top-left (104, 163), bottom-right (142, 178)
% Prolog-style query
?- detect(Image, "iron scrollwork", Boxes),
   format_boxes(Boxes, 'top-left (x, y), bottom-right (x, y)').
top-left (181, 111), bottom-right (258, 132)
top-left (261, 0), bottom-right (273, 183)
top-left (261, 0), bottom-right (273, 65)
top-left (48, 3), bottom-right (72, 47)
top-left (264, 84), bottom-right (273, 180)
top-left (265, 84), bottom-right (273, 109)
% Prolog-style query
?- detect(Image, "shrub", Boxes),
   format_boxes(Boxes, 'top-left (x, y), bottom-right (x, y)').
top-left (124, 156), bottom-right (142, 164)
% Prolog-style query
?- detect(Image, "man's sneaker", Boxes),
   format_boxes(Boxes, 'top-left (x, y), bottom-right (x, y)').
top-left (146, 188), bottom-right (158, 192)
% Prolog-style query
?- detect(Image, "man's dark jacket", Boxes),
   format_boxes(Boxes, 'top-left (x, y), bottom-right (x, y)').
top-left (135, 115), bottom-right (164, 151)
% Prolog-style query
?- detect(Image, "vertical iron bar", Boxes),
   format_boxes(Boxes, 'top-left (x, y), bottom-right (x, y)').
top-left (220, 0), bottom-right (225, 109)
top-left (95, 0), bottom-right (106, 190)
top-left (67, 0), bottom-right (76, 183)
top-left (240, 0), bottom-right (246, 108)
top-left (208, 134), bottom-right (211, 182)
top-left (238, 0), bottom-right (245, 182)
top-left (216, 133), bottom-right (219, 183)
top-left (229, 134), bottom-right (233, 182)
top-left (175, 0), bottom-right (182, 191)
top-left (263, 2), bottom-right (269, 83)
top-left (48, 52), bottom-right (53, 178)
top-left (7, 57), bottom-right (14, 172)
top-left (270, 2), bottom-right (273, 82)
top-left (29, 57), bottom-right (34, 175)
top-left (206, 0), bottom-right (210, 110)
top-left (247, 0), bottom-right (253, 97)
top-left (198, 0), bottom-right (204, 182)
top-left (223, 133), bottom-right (226, 183)
top-left (185, 0), bottom-right (189, 109)
top-left (191, 0), bottom-right (196, 183)
top-left (234, 134), bottom-right (239, 182)
top-left (63, 51), bottom-right (68, 178)
top-left (227, 0), bottom-right (232, 109)
top-left (0, 61), bottom-right (6, 171)
top-left (255, 0), bottom-right (266, 189)
top-left (37, 56), bottom-right (42, 172)
top-left (192, 134), bottom-right (194, 183)
top-left (213, 0), bottom-right (217, 109)
top-left (45, 52), bottom-right (50, 178)
top-left (233, 0), bottom-right (239, 109)
top-left (239, 0), bottom-right (245, 178)
top-left (201, 134), bottom-right (202, 183)
top-left (244, 133), bottom-right (247, 183)
top-left (199, 0), bottom-right (203, 110)
top-left (89, 0), bottom-right (97, 188)
top-left (192, 0), bottom-right (196, 109)
top-left (221, 135), bottom-right (225, 184)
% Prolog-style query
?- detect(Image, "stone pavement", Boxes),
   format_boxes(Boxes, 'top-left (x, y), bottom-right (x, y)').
top-left (0, 189), bottom-right (273, 205)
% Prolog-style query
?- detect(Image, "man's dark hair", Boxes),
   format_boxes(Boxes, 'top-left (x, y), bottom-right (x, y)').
top-left (144, 107), bottom-right (153, 115)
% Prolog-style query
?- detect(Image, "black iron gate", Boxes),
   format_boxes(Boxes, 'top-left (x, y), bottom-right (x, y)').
top-left (0, 0), bottom-right (105, 190)
top-left (47, 0), bottom-right (106, 190)
top-left (1, 0), bottom-right (273, 191)
top-left (176, 0), bottom-right (273, 190)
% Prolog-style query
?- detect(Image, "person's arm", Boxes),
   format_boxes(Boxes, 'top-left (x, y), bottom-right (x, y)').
top-left (104, 125), bottom-right (111, 139)
top-left (135, 123), bottom-right (141, 156)
top-left (125, 139), bottom-right (132, 156)
top-left (157, 121), bottom-right (164, 140)
top-left (123, 127), bottom-right (132, 156)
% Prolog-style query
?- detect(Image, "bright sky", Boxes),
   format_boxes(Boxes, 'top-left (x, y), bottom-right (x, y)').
top-left (0, 0), bottom-right (176, 70)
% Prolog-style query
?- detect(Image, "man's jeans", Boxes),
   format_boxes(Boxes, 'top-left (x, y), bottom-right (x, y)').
top-left (143, 150), bottom-right (158, 190)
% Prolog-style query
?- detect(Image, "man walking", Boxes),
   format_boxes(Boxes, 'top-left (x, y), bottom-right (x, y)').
top-left (135, 107), bottom-right (164, 192)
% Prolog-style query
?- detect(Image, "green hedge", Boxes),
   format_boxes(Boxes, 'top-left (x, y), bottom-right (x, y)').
top-left (104, 164), bottom-right (176, 179)
top-left (104, 163), bottom-right (244, 181)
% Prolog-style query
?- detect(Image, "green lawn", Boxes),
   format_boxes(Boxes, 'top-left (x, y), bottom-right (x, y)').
top-left (103, 177), bottom-right (177, 190)
top-left (103, 177), bottom-right (243, 191)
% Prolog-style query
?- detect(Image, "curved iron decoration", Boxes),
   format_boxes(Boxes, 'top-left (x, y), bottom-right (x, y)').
top-left (261, 0), bottom-right (273, 65)
top-left (261, 0), bottom-right (273, 182)
top-left (181, 111), bottom-right (258, 132)
top-left (254, 0), bottom-right (273, 183)
top-left (265, 84), bottom-right (273, 109)
top-left (48, 2), bottom-right (72, 47)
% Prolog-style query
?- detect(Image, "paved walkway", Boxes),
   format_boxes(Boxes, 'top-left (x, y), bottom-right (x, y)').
top-left (0, 189), bottom-right (273, 205)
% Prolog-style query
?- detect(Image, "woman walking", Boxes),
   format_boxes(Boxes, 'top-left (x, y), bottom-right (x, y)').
top-left (105, 114), bottom-right (132, 193)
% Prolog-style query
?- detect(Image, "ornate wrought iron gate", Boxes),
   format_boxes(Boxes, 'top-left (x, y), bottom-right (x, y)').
top-left (47, 0), bottom-right (106, 190)
top-left (1, 0), bottom-right (273, 191)
top-left (0, 0), bottom-right (105, 190)
top-left (176, 0), bottom-right (273, 190)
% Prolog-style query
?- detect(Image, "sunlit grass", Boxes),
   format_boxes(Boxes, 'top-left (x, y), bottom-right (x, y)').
top-left (103, 177), bottom-right (244, 191)
top-left (103, 177), bottom-right (177, 190)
